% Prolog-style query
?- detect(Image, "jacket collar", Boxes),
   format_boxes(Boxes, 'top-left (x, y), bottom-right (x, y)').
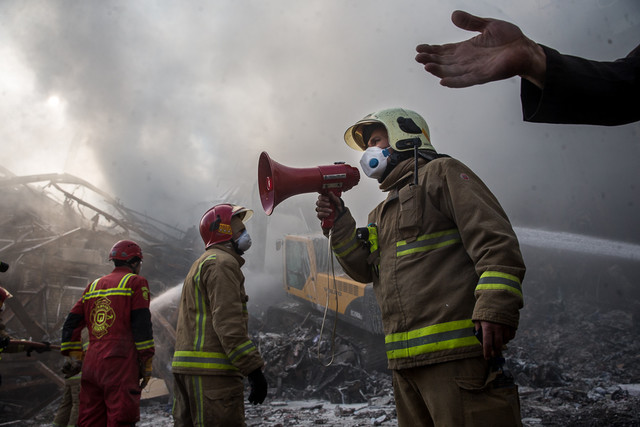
top-left (379, 157), bottom-right (428, 192)
top-left (207, 243), bottom-right (246, 267)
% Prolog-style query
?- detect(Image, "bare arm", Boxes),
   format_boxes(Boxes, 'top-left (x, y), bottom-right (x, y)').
top-left (415, 10), bottom-right (546, 89)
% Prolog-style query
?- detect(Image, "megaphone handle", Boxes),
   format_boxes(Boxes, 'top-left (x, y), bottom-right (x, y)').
top-left (320, 190), bottom-right (342, 230)
top-left (321, 211), bottom-right (335, 230)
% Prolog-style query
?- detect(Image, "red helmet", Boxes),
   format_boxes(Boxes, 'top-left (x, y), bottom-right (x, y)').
top-left (0, 286), bottom-right (12, 304)
top-left (199, 204), bottom-right (253, 249)
top-left (109, 240), bottom-right (143, 261)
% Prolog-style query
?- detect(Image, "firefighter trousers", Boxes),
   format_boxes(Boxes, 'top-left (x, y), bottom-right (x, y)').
top-left (172, 373), bottom-right (245, 427)
top-left (53, 374), bottom-right (81, 427)
top-left (77, 354), bottom-right (141, 427)
top-left (392, 356), bottom-right (522, 427)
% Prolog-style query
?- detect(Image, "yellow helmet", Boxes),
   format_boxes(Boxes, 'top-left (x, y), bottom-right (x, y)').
top-left (344, 108), bottom-right (434, 152)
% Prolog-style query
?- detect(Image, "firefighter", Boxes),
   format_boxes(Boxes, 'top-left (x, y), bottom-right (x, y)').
top-left (0, 262), bottom-right (13, 355)
top-left (53, 350), bottom-right (83, 427)
top-left (171, 203), bottom-right (267, 427)
top-left (53, 334), bottom-right (88, 427)
top-left (1, 276), bottom-right (53, 360)
top-left (315, 108), bottom-right (526, 426)
top-left (0, 286), bottom-right (14, 358)
top-left (61, 240), bottom-right (155, 427)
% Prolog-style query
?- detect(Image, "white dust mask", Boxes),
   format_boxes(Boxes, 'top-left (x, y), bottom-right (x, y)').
top-left (234, 230), bottom-right (252, 253)
top-left (360, 146), bottom-right (391, 180)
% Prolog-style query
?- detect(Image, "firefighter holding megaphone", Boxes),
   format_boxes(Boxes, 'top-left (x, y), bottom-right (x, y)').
top-left (313, 107), bottom-right (527, 427)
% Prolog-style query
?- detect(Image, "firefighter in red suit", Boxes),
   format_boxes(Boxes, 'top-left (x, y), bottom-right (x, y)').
top-left (61, 240), bottom-right (155, 426)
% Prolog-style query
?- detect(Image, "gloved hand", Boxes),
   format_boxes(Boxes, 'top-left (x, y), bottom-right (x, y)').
top-left (139, 357), bottom-right (153, 389)
top-left (61, 358), bottom-right (83, 378)
top-left (0, 336), bottom-right (9, 351)
top-left (26, 341), bottom-right (51, 356)
top-left (68, 350), bottom-right (84, 361)
top-left (247, 368), bottom-right (268, 405)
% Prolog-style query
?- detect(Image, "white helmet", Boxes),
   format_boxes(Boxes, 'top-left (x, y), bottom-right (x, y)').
top-left (344, 108), bottom-right (434, 152)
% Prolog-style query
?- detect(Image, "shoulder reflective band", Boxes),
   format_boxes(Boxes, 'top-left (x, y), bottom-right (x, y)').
top-left (385, 319), bottom-right (478, 360)
top-left (476, 271), bottom-right (522, 298)
top-left (396, 229), bottom-right (461, 257)
top-left (193, 255), bottom-right (217, 351)
top-left (82, 273), bottom-right (135, 301)
top-left (331, 228), bottom-right (361, 258)
top-left (171, 350), bottom-right (239, 371)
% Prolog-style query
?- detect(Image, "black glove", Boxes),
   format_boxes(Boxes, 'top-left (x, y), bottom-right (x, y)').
top-left (35, 341), bottom-right (51, 353)
top-left (26, 341), bottom-right (50, 356)
top-left (0, 336), bottom-right (9, 351)
top-left (247, 368), bottom-right (268, 405)
top-left (61, 359), bottom-right (83, 378)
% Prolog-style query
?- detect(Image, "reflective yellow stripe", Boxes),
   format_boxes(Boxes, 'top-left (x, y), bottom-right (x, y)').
top-left (367, 225), bottom-right (378, 253)
top-left (194, 376), bottom-right (204, 425)
top-left (135, 339), bottom-right (155, 351)
top-left (332, 229), bottom-right (361, 258)
top-left (83, 273), bottom-right (135, 301)
top-left (171, 350), bottom-right (239, 371)
top-left (88, 278), bottom-right (100, 294)
top-left (228, 340), bottom-right (256, 364)
top-left (193, 255), bottom-right (217, 351)
top-left (385, 319), bottom-right (478, 360)
top-left (476, 271), bottom-right (522, 297)
top-left (396, 229), bottom-right (461, 256)
top-left (117, 273), bottom-right (135, 289)
top-left (396, 229), bottom-right (461, 257)
top-left (61, 341), bottom-right (83, 352)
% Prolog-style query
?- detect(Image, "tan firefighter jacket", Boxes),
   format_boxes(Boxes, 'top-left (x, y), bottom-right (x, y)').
top-left (171, 244), bottom-right (264, 377)
top-left (329, 156), bottom-right (525, 370)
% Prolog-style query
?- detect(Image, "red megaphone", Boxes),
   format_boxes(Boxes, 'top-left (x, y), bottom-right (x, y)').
top-left (258, 151), bottom-right (360, 229)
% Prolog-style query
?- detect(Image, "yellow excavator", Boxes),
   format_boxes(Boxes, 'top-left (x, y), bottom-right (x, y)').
top-left (273, 233), bottom-right (387, 370)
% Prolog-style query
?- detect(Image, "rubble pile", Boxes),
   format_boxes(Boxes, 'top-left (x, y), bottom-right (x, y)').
top-left (254, 304), bottom-right (392, 405)
top-left (510, 295), bottom-right (640, 426)
top-left (18, 284), bottom-right (640, 427)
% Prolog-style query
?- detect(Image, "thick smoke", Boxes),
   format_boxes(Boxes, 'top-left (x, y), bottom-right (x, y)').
top-left (1, 0), bottom-right (638, 245)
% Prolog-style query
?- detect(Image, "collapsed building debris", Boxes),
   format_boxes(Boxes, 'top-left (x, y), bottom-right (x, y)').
top-left (254, 304), bottom-right (391, 405)
top-left (0, 166), bottom-right (197, 422)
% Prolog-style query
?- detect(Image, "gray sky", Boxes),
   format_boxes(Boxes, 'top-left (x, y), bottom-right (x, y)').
top-left (1, 0), bottom-right (639, 246)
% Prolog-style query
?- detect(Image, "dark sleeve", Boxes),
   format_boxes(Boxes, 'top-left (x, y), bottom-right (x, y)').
top-left (131, 308), bottom-right (154, 359)
top-left (521, 44), bottom-right (640, 126)
top-left (61, 312), bottom-right (85, 355)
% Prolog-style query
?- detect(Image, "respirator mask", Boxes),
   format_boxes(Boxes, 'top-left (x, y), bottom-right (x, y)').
top-left (233, 230), bottom-right (252, 254)
top-left (360, 146), bottom-right (391, 180)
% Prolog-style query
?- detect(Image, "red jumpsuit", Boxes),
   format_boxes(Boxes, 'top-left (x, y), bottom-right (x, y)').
top-left (61, 267), bottom-right (155, 427)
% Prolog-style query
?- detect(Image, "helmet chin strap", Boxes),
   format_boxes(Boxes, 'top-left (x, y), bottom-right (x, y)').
top-left (413, 145), bottom-right (419, 185)
top-left (230, 239), bottom-right (244, 255)
top-left (381, 140), bottom-right (443, 185)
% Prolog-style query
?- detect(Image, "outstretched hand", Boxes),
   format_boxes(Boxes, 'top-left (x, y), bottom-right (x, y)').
top-left (415, 10), bottom-right (546, 88)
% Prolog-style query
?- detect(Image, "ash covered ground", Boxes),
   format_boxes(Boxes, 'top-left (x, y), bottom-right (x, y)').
top-left (19, 253), bottom-right (640, 427)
